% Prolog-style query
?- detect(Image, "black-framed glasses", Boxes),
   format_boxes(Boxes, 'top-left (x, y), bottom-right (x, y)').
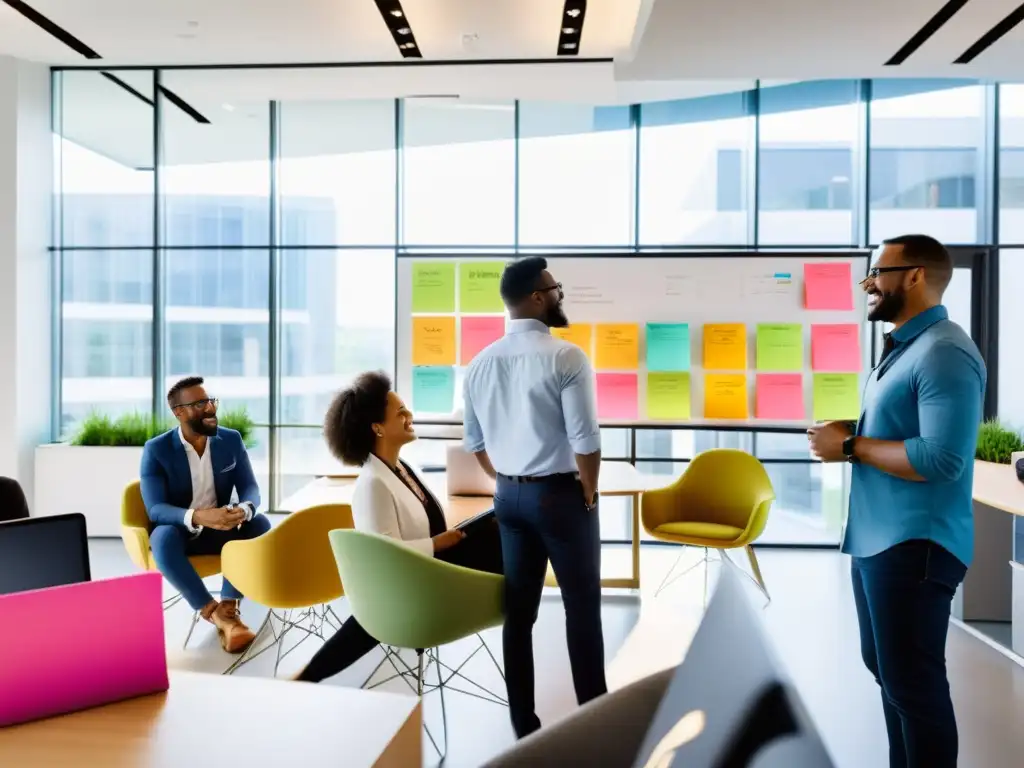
top-left (536, 282), bottom-right (562, 294)
top-left (860, 265), bottom-right (923, 284)
top-left (175, 397), bottom-right (218, 410)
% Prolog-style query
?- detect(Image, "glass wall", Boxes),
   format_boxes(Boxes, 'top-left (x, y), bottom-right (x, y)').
top-left (53, 73), bottom-right (1008, 546)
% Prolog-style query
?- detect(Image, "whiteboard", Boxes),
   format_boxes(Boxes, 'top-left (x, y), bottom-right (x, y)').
top-left (395, 253), bottom-right (870, 427)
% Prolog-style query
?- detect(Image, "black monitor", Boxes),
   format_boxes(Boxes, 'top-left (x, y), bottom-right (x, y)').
top-left (0, 513), bottom-right (91, 596)
top-left (632, 567), bottom-right (834, 768)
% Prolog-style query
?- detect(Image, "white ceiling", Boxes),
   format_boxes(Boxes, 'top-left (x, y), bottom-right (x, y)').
top-left (0, 0), bottom-right (1022, 80)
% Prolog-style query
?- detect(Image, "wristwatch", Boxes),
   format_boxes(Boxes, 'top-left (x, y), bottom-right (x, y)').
top-left (586, 491), bottom-right (600, 511)
top-left (842, 435), bottom-right (859, 464)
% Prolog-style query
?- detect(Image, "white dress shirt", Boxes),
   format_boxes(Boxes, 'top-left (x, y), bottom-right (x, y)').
top-left (179, 428), bottom-right (252, 534)
top-left (463, 318), bottom-right (601, 476)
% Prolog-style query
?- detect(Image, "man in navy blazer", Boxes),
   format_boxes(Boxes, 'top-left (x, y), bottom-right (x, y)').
top-left (140, 376), bottom-right (271, 653)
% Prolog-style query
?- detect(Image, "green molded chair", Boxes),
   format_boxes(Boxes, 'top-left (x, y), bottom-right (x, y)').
top-left (329, 529), bottom-right (505, 760)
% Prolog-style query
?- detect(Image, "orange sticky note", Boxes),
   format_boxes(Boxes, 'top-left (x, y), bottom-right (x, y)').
top-left (704, 374), bottom-right (749, 420)
top-left (756, 373), bottom-right (805, 420)
top-left (804, 262), bottom-right (854, 310)
top-left (703, 323), bottom-right (747, 370)
top-left (596, 373), bottom-right (639, 420)
top-left (412, 316), bottom-right (456, 366)
top-left (552, 323), bottom-right (593, 357)
top-left (461, 316), bottom-right (505, 364)
top-left (595, 323), bottom-right (640, 370)
top-left (811, 323), bottom-right (861, 372)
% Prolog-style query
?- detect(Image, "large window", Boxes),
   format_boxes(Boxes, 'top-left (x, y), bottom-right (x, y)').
top-left (869, 81), bottom-right (983, 245)
top-left (54, 72), bottom-right (1013, 544)
top-left (758, 81), bottom-right (858, 245)
top-left (639, 91), bottom-right (753, 245)
top-left (401, 99), bottom-right (515, 246)
top-left (518, 102), bottom-right (634, 246)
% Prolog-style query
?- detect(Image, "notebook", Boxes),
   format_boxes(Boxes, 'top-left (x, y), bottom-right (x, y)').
top-left (0, 571), bottom-right (169, 726)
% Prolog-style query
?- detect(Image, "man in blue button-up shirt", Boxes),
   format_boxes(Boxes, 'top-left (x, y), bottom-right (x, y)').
top-left (464, 256), bottom-right (605, 739)
top-left (808, 235), bottom-right (985, 768)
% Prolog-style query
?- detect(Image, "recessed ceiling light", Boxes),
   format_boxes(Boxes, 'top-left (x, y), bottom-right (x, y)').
top-left (566, 8), bottom-right (581, 17)
top-left (397, 27), bottom-right (410, 34)
top-left (390, 9), bottom-right (403, 17)
top-left (222, 103), bottom-right (235, 112)
top-left (561, 42), bottom-right (577, 50)
top-left (562, 27), bottom-right (576, 34)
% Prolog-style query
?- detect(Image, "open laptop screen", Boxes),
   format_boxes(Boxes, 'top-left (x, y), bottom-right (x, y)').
top-left (0, 513), bottom-right (91, 596)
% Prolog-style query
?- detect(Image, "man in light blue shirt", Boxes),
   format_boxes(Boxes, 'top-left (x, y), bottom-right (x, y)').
top-left (808, 234), bottom-right (985, 768)
top-left (463, 256), bottom-right (605, 739)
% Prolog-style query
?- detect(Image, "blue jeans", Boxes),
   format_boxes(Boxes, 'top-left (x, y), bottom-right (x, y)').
top-left (494, 474), bottom-right (607, 739)
top-left (150, 514), bottom-right (272, 610)
top-left (851, 539), bottom-right (967, 768)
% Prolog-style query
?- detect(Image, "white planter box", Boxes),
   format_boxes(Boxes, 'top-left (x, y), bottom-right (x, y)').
top-left (34, 444), bottom-right (144, 538)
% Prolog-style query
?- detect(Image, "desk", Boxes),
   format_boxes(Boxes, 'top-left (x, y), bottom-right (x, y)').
top-left (280, 461), bottom-right (668, 590)
top-left (0, 671), bottom-right (420, 767)
top-left (956, 460), bottom-right (1024, 658)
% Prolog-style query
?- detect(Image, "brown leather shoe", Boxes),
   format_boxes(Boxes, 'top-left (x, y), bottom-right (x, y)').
top-left (206, 600), bottom-right (256, 654)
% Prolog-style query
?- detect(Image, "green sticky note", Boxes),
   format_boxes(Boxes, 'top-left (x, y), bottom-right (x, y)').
top-left (756, 323), bottom-right (804, 371)
top-left (412, 366), bottom-right (455, 414)
top-left (646, 372), bottom-right (691, 420)
top-left (813, 373), bottom-right (861, 421)
top-left (459, 261), bottom-right (505, 313)
top-left (411, 262), bottom-right (456, 313)
top-left (646, 323), bottom-right (690, 372)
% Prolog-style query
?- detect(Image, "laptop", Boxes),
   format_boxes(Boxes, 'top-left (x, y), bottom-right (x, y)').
top-left (446, 444), bottom-right (497, 496)
top-left (0, 513), bottom-right (91, 596)
top-left (0, 571), bottom-right (169, 726)
top-left (632, 568), bottom-right (833, 767)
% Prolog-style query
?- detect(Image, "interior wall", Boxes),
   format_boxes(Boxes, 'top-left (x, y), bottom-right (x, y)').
top-left (0, 55), bottom-right (52, 500)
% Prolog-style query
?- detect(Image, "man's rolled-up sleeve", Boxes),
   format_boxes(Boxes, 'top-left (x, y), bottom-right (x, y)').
top-left (904, 342), bottom-right (985, 483)
top-left (462, 373), bottom-right (486, 454)
top-left (559, 348), bottom-right (602, 455)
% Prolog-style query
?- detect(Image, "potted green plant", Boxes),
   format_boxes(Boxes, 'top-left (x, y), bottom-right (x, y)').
top-left (975, 420), bottom-right (1024, 466)
top-left (35, 407), bottom-right (255, 537)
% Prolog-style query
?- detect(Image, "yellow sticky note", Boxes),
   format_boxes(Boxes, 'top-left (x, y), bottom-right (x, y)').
top-left (704, 374), bottom-right (749, 420)
top-left (412, 316), bottom-right (456, 366)
top-left (595, 323), bottom-right (640, 370)
top-left (703, 323), bottom-right (748, 370)
top-left (647, 373), bottom-right (691, 420)
top-left (552, 324), bottom-right (593, 358)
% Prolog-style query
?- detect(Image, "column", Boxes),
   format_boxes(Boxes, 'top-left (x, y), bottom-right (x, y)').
top-left (0, 56), bottom-right (52, 504)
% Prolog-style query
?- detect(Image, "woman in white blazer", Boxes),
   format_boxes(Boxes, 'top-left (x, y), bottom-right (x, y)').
top-left (294, 371), bottom-right (502, 683)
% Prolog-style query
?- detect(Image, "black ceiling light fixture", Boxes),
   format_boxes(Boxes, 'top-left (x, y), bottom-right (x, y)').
top-left (954, 1), bottom-right (1024, 64)
top-left (1, 0), bottom-right (101, 59)
top-left (373, 0), bottom-right (422, 59)
top-left (557, 0), bottom-right (587, 56)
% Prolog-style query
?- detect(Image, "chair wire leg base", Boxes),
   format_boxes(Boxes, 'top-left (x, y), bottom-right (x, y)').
top-left (721, 547), bottom-right (771, 608)
top-left (654, 546), bottom-right (711, 598)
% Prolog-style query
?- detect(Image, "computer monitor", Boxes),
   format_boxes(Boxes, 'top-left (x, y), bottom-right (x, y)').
top-left (0, 513), bottom-right (91, 596)
top-left (632, 567), bottom-right (833, 768)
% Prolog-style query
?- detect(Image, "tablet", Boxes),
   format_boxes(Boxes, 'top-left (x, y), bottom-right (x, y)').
top-left (455, 508), bottom-right (497, 537)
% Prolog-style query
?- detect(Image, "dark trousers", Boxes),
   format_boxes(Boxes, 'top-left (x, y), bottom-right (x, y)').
top-left (150, 514), bottom-right (272, 610)
top-left (494, 475), bottom-right (607, 739)
top-left (298, 520), bottom-right (503, 684)
top-left (851, 539), bottom-right (967, 768)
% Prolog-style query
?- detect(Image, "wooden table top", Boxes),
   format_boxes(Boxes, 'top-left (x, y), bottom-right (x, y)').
top-left (0, 671), bottom-right (420, 768)
top-left (279, 461), bottom-right (670, 520)
top-left (973, 460), bottom-right (1024, 517)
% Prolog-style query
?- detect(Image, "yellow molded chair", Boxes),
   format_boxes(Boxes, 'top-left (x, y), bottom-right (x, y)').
top-left (220, 503), bottom-right (354, 676)
top-left (121, 479), bottom-right (222, 647)
top-left (640, 449), bottom-right (775, 603)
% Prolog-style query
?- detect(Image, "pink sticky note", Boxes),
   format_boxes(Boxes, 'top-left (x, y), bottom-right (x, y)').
top-left (597, 373), bottom-right (639, 420)
top-left (811, 324), bottom-right (861, 372)
top-left (756, 373), bottom-right (805, 420)
top-left (804, 262), bottom-right (854, 310)
top-left (460, 316), bottom-right (505, 363)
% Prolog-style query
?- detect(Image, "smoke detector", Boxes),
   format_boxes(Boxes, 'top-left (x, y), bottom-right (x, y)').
top-left (461, 33), bottom-right (479, 50)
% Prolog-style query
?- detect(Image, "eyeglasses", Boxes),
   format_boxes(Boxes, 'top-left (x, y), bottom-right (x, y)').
top-left (535, 282), bottom-right (562, 294)
top-left (860, 265), bottom-right (923, 284)
top-left (175, 397), bottom-right (218, 410)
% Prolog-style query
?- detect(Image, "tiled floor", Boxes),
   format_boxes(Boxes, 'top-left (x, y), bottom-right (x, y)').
top-left (88, 538), bottom-right (1024, 767)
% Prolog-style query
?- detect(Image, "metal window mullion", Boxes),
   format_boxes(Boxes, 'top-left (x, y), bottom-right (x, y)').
top-left (513, 100), bottom-right (520, 253)
top-left (748, 82), bottom-right (760, 247)
top-left (852, 79), bottom-right (871, 249)
top-left (631, 102), bottom-right (641, 251)
top-left (152, 69), bottom-right (165, 423)
top-left (268, 100), bottom-right (281, 509)
top-left (50, 70), bottom-right (64, 440)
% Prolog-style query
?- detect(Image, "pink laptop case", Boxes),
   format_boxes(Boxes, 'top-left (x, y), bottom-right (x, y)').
top-left (0, 571), bottom-right (169, 727)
